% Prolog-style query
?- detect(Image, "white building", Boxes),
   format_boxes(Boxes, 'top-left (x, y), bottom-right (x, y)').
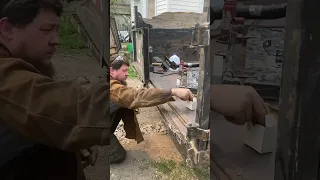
top-left (131, 0), bottom-right (205, 20)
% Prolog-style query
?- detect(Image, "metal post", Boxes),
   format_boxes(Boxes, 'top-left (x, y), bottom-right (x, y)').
top-left (102, 0), bottom-right (110, 67)
top-left (101, 1), bottom-right (110, 179)
top-left (185, 0), bottom-right (211, 166)
top-left (275, 0), bottom-right (320, 179)
top-left (196, 0), bottom-right (211, 133)
top-left (142, 28), bottom-right (150, 86)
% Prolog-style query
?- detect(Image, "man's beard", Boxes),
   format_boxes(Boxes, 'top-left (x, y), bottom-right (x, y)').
top-left (27, 59), bottom-right (56, 78)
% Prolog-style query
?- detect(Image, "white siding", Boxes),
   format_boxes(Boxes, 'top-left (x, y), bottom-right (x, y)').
top-left (141, 0), bottom-right (148, 18)
top-left (130, 0), bottom-right (135, 22)
top-left (155, 0), bottom-right (168, 16)
top-left (168, 0), bottom-right (204, 13)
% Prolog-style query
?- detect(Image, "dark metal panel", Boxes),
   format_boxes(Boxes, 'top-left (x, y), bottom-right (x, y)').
top-left (142, 28), bottom-right (150, 86)
top-left (196, 45), bottom-right (210, 150)
top-left (110, 17), bottom-right (122, 54)
top-left (134, 29), bottom-right (145, 81)
top-left (76, 1), bottom-right (102, 54)
top-left (102, 0), bottom-right (110, 67)
top-left (133, 6), bottom-right (149, 84)
top-left (133, 28), bottom-right (150, 85)
top-left (148, 29), bottom-right (199, 63)
top-left (275, 0), bottom-right (320, 179)
top-left (132, 30), bottom-right (137, 62)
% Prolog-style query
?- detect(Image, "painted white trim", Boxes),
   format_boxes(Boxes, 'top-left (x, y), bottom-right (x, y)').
top-left (154, 0), bottom-right (156, 17)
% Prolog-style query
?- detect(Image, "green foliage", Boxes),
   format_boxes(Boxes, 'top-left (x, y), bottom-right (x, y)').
top-left (110, 0), bottom-right (120, 5)
top-left (128, 66), bottom-right (137, 78)
top-left (58, 15), bottom-right (87, 50)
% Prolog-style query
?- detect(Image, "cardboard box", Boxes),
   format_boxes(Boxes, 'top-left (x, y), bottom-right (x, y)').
top-left (244, 115), bottom-right (278, 154)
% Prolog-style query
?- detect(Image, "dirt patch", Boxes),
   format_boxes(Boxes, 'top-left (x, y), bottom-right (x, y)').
top-left (111, 78), bottom-right (186, 179)
top-left (144, 12), bottom-right (208, 29)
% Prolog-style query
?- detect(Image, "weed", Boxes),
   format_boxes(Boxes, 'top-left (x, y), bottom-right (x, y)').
top-left (58, 15), bottom-right (86, 51)
top-left (153, 159), bottom-right (210, 180)
top-left (128, 66), bottom-right (137, 78)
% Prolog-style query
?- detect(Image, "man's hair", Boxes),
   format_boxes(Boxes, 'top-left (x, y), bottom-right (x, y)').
top-left (110, 54), bottom-right (130, 70)
top-left (0, 0), bottom-right (63, 27)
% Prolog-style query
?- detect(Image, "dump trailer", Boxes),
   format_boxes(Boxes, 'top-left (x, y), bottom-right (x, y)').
top-left (131, 5), bottom-right (211, 166)
top-left (210, 1), bottom-right (288, 179)
top-left (68, 0), bottom-right (121, 68)
top-left (211, 0), bottom-right (320, 178)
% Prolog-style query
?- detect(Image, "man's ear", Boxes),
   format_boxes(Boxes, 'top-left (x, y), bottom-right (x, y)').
top-left (0, 17), bottom-right (14, 40)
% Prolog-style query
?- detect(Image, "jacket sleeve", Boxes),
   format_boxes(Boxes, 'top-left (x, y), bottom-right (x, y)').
top-left (110, 80), bottom-right (175, 109)
top-left (0, 59), bottom-right (110, 151)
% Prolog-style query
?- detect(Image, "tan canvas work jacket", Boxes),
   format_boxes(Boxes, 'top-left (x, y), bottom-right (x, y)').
top-left (0, 49), bottom-right (110, 152)
top-left (110, 78), bottom-right (174, 143)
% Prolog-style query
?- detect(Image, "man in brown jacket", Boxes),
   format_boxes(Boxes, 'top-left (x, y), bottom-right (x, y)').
top-left (109, 54), bottom-right (267, 164)
top-left (109, 54), bottom-right (194, 163)
top-left (0, 1), bottom-right (109, 180)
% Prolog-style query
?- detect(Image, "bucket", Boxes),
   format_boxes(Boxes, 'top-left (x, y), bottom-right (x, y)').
top-left (127, 43), bottom-right (133, 53)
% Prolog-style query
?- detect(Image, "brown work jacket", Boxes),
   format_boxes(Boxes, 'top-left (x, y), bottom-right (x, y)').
top-left (0, 49), bottom-right (110, 151)
top-left (110, 78), bottom-right (174, 143)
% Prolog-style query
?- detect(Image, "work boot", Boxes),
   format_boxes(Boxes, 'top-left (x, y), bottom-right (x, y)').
top-left (109, 134), bottom-right (126, 164)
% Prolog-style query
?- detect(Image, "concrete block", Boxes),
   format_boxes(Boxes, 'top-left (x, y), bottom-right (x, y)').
top-left (244, 115), bottom-right (277, 154)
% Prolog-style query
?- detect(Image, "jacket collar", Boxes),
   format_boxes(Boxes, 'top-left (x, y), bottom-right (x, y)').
top-left (0, 44), bottom-right (12, 58)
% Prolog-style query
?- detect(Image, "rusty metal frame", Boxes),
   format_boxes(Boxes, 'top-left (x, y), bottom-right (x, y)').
top-left (186, 4), bottom-right (211, 166)
top-left (132, 27), bottom-right (150, 86)
top-left (274, 0), bottom-right (320, 179)
top-left (186, 23), bottom-right (211, 162)
top-left (132, 4), bottom-right (210, 166)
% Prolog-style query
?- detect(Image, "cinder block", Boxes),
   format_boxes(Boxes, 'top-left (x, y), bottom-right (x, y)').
top-left (244, 115), bottom-right (277, 154)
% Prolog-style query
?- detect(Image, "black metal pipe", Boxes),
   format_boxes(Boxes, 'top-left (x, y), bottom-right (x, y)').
top-left (211, 3), bottom-right (286, 24)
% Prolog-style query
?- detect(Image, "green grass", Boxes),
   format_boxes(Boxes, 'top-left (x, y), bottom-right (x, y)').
top-left (128, 65), bottom-right (137, 78)
top-left (154, 159), bottom-right (177, 174)
top-left (58, 15), bottom-right (87, 50)
top-left (153, 159), bottom-right (210, 180)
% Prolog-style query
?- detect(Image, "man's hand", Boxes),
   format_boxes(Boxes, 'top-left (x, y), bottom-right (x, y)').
top-left (80, 146), bottom-right (98, 169)
top-left (171, 88), bottom-right (194, 101)
top-left (210, 85), bottom-right (267, 126)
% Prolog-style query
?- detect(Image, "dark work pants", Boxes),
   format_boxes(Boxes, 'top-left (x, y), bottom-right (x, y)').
top-left (111, 112), bottom-right (122, 134)
top-left (0, 144), bottom-right (80, 180)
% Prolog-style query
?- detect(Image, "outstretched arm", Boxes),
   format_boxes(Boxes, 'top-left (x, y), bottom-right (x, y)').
top-left (0, 58), bottom-right (110, 151)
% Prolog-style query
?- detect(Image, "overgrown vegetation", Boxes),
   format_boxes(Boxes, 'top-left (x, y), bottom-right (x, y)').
top-left (153, 159), bottom-right (210, 180)
top-left (110, 0), bottom-right (120, 5)
top-left (128, 66), bottom-right (137, 78)
top-left (58, 15), bottom-right (86, 50)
